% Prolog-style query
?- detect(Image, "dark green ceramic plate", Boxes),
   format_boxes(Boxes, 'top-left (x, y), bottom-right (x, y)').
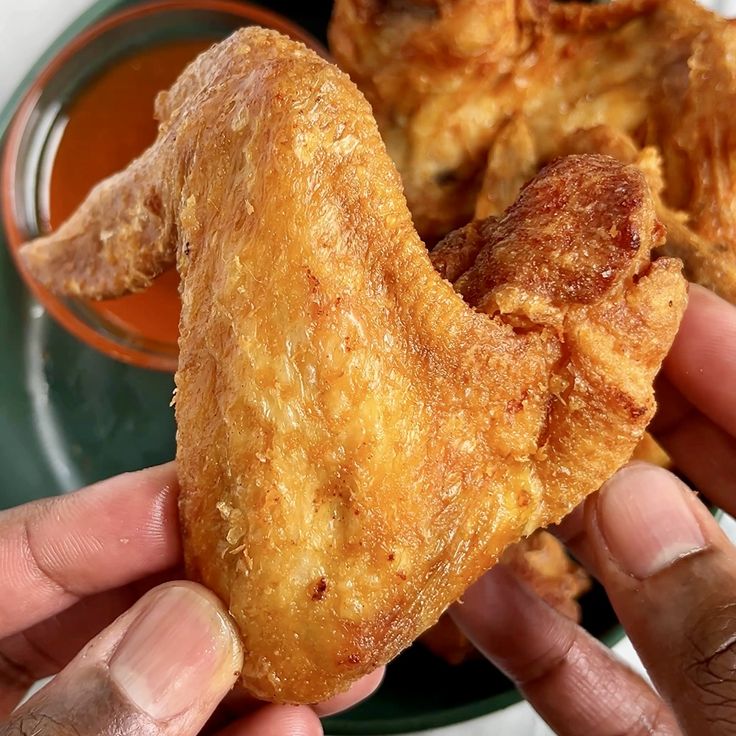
top-left (0, 1), bottom-right (622, 732)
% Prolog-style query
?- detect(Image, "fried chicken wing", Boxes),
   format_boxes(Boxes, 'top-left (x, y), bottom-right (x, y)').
top-left (330, 0), bottom-right (736, 301)
top-left (19, 31), bottom-right (685, 703)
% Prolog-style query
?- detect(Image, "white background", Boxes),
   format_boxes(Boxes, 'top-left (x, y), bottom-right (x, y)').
top-left (1, 1), bottom-right (734, 734)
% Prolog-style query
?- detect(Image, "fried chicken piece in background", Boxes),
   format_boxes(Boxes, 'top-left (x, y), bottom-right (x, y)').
top-left (502, 530), bottom-right (591, 621)
top-left (477, 124), bottom-right (736, 301)
top-left (330, 0), bottom-right (736, 302)
top-left (420, 611), bottom-right (481, 665)
top-left (631, 431), bottom-right (672, 468)
top-left (421, 530), bottom-right (590, 665)
top-left (20, 31), bottom-right (685, 704)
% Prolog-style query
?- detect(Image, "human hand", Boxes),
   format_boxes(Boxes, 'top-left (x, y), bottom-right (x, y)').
top-left (0, 466), bottom-right (382, 735)
top-left (452, 284), bottom-right (736, 736)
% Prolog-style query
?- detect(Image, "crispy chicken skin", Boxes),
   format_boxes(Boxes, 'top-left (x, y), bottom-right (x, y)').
top-left (20, 133), bottom-right (177, 300)
top-left (330, 0), bottom-right (736, 301)
top-left (20, 31), bottom-right (685, 703)
top-left (477, 124), bottom-right (736, 300)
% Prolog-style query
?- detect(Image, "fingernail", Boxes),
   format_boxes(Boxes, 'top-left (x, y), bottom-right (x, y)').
top-left (598, 464), bottom-right (707, 578)
top-left (110, 584), bottom-right (241, 720)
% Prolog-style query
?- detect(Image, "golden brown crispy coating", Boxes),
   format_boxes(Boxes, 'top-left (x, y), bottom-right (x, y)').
top-left (20, 161), bottom-right (177, 298)
top-left (477, 124), bottom-right (736, 301)
top-left (330, 0), bottom-right (736, 301)
top-left (20, 136), bottom-right (179, 299)
top-left (20, 31), bottom-right (685, 703)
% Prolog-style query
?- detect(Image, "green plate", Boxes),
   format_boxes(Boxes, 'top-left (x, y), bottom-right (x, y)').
top-left (0, 1), bottom-right (621, 733)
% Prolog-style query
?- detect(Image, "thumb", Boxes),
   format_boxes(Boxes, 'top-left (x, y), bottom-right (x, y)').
top-left (582, 464), bottom-right (736, 735)
top-left (3, 582), bottom-right (243, 735)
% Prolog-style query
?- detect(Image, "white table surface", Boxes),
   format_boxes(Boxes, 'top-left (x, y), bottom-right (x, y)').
top-left (2, 1), bottom-right (734, 734)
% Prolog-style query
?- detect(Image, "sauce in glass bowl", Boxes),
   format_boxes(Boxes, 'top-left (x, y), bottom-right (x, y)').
top-left (41, 40), bottom-right (213, 348)
top-left (2, 0), bottom-right (324, 372)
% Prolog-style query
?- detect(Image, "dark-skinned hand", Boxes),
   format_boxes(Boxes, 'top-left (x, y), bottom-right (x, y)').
top-left (453, 285), bottom-right (736, 736)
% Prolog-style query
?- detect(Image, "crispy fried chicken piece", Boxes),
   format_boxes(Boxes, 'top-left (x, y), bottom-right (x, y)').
top-left (19, 31), bottom-right (685, 703)
top-left (501, 530), bottom-right (590, 621)
top-left (421, 530), bottom-right (591, 665)
top-left (330, 0), bottom-right (736, 301)
top-left (477, 124), bottom-right (736, 300)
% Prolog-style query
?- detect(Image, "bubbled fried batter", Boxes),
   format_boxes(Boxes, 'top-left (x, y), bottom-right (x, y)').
top-left (19, 30), bottom-right (685, 704)
top-left (476, 124), bottom-right (736, 302)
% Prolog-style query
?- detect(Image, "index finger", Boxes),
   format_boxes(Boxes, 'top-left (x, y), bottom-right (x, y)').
top-left (450, 565), bottom-right (681, 736)
top-left (578, 464), bottom-right (736, 735)
top-left (663, 284), bottom-right (736, 437)
top-left (0, 463), bottom-right (180, 638)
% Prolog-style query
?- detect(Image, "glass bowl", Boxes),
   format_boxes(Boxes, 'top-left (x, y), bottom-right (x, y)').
top-left (1, 0), bottom-right (323, 372)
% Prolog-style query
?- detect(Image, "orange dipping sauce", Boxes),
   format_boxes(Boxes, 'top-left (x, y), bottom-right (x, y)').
top-left (41, 39), bottom-right (214, 347)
